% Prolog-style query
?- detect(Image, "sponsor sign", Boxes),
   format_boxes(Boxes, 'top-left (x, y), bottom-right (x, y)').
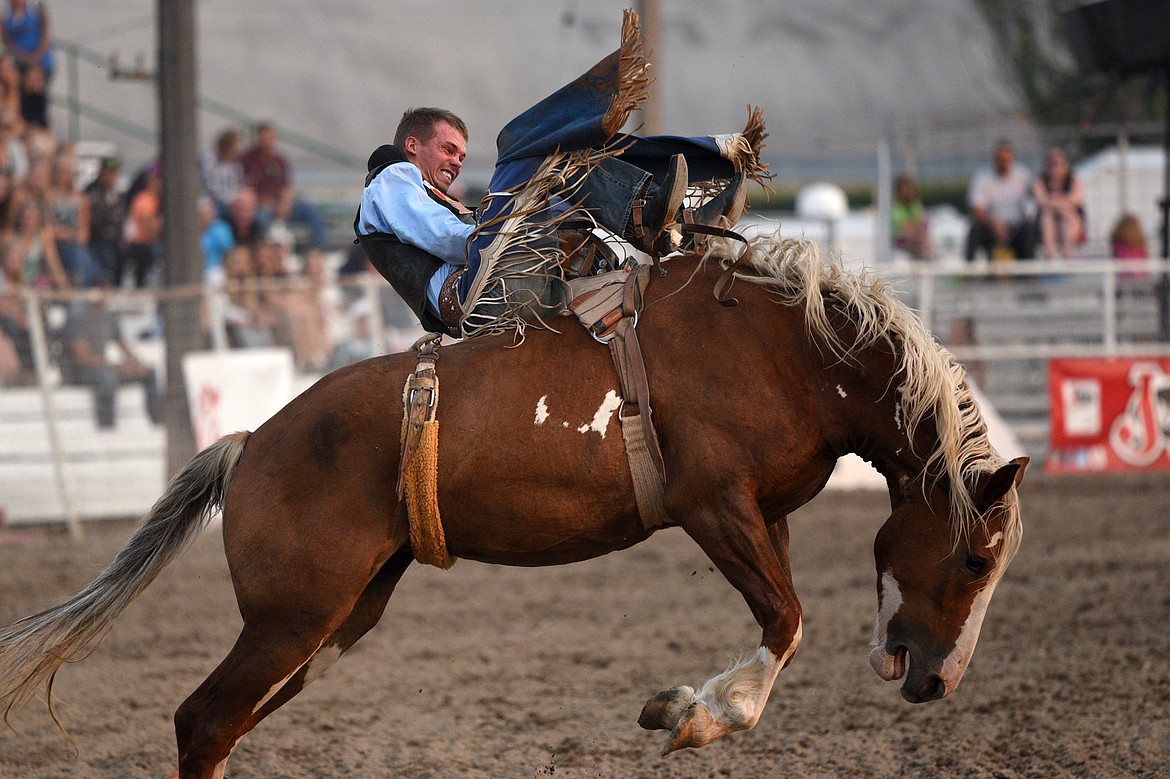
top-left (182, 349), bottom-right (295, 451)
top-left (1048, 357), bottom-right (1170, 473)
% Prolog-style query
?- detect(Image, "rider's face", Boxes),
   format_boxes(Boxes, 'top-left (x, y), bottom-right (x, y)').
top-left (404, 121), bottom-right (466, 193)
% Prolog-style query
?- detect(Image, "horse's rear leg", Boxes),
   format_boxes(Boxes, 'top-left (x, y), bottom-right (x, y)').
top-left (172, 544), bottom-right (413, 779)
top-left (640, 501), bottom-right (802, 754)
top-left (250, 548), bottom-right (414, 721)
top-left (173, 610), bottom-right (347, 778)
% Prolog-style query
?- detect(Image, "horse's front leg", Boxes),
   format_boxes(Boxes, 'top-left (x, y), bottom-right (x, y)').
top-left (639, 500), bottom-right (802, 755)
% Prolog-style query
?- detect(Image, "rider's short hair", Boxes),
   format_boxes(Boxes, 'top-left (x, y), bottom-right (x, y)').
top-left (394, 107), bottom-right (468, 148)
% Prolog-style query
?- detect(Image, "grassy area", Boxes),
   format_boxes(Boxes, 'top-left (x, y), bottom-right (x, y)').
top-left (752, 180), bottom-right (971, 212)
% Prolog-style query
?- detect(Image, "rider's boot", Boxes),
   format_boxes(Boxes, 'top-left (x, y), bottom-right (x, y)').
top-left (679, 171), bottom-right (748, 250)
top-left (624, 154), bottom-right (688, 256)
top-left (691, 171), bottom-right (748, 229)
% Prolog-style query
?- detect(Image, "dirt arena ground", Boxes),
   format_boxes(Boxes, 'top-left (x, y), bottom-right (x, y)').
top-left (1, 473), bottom-right (1168, 778)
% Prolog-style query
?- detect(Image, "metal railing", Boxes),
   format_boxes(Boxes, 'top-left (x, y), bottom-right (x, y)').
top-left (52, 38), bottom-right (363, 168)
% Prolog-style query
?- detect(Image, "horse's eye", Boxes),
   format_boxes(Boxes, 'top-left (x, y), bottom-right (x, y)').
top-left (964, 555), bottom-right (989, 577)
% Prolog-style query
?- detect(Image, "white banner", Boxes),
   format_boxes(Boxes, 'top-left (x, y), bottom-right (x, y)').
top-left (182, 348), bottom-right (295, 451)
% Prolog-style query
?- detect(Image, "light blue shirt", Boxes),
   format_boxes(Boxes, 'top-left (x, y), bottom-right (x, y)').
top-left (358, 163), bottom-right (474, 313)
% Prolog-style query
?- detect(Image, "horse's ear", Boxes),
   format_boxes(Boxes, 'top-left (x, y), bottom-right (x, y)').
top-left (974, 457), bottom-right (1029, 513)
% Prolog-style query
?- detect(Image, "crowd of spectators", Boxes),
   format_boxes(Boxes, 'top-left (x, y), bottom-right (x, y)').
top-left (198, 120), bottom-right (337, 372)
top-left (0, 93), bottom-right (347, 388)
top-left (895, 139), bottom-right (1150, 266)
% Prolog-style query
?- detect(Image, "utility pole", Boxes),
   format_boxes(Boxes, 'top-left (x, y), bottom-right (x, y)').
top-left (158, 0), bottom-right (202, 474)
top-left (637, 0), bottom-right (663, 135)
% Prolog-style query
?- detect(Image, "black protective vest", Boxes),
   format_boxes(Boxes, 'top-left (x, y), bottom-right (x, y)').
top-left (354, 154), bottom-right (474, 334)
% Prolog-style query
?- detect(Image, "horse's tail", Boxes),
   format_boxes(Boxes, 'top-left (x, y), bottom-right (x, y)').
top-left (0, 430), bottom-right (251, 725)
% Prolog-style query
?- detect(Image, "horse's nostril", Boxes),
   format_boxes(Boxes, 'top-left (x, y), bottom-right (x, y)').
top-left (926, 675), bottom-right (945, 700)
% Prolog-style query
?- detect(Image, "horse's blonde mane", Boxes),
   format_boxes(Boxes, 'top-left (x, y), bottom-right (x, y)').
top-left (723, 234), bottom-right (1021, 559)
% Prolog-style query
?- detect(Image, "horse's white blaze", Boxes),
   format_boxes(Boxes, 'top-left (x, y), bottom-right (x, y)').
top-left (694, 622), bottom-right (802, 732)
top-left (534, 395), bottom-right (550, 426)
top-left (836, 385), bottom-right (847, 398)
top-left (868, 570), bottom-right (903, 680)
top-left (576, 389), bottom-right (621, 438)
top-left (986, 531), bottom-right (1003, 549)
top-left (939, 576), bottom-right (1001, 693)
top-left (302, 643), bottom-right (344, 686)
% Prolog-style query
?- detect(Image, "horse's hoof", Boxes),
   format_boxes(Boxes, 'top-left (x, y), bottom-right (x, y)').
top-left (638, 685), bottom-right (695, 731)
top-left (662, 701), bottom-right (722, 755)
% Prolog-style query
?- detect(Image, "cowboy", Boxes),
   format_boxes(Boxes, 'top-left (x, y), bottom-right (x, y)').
top-left (355, 13), bottom-right (760, 336)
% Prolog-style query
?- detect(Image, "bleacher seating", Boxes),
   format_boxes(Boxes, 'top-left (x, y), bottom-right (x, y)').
top-left (0, 385), bottom-right (164, 523)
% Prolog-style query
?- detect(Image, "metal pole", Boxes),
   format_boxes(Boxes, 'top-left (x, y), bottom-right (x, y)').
top-left (1118, 130), bottom-right (1129, 214)
top-left (24, 292), bottom-right (82, 540)
top-left (876, 135), bottom-right (892, 266)
top-left (636, 0), bottom-right (663, 135)
top-left (158, 0), bottom-right (203, 474)
top-left (67, 43), bottom-right (80, 143)
top-left (1102, 265), bottom-right (1118, 356)
top-left (1159, 68), bottom-right (1170, 340)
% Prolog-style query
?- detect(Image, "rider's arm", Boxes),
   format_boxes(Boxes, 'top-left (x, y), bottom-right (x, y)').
top-left (359, 164), bottom-right (474, 266)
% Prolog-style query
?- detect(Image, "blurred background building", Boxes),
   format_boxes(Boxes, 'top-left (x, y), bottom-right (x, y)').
top-left (53, 0), bottom-right (1040, 193)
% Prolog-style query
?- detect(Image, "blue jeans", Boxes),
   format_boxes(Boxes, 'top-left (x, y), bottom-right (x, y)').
top-left (459, 155), bottom-right (650, 302)
top-left (57, 241), bottom-right (103, 288)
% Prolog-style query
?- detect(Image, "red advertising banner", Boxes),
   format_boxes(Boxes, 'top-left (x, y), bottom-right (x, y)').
top-left (1047, 357), bottom-right (1170, 473)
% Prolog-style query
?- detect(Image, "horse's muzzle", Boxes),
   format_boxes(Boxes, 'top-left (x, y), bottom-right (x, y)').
top-left (900, 671), bottom-right (946, 703)
top-left (871, 642), bottom-right (947, 703)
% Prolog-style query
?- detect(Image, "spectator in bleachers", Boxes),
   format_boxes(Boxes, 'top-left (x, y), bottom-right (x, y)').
top-left (123, 163), bottom-right (162, 287)
top-left (85, 155), bottom-right (126, 286)
top-left (9, 194), bottom-right (65, 288)
top-left (21, 116), bottom-right (53, 159)
top-left (0, 307), bottom-right (15, 381)
top-left (1, 0), bottom-right (53, 129)
top-left (0, 168), bottom-right (15, 239)
top-left (891, 173), bottom-right (930, 260)
top-left (58, 282), bottom-right (164, 429)
top-left (222, 242), bottom-right (277, 348)
top-left (1032, 147), bottom-right (1085, 259)
top-left (254, 239), bottom-right (330, 372)
top-left (200, 127), bottom-right (243, 218)
top-left (9, 149), bottom-right (46, 216)
top-left (0, 55), bottom-right (20, 117)
top-left (1111, 213), bottom-right (1148, 282)
top-left (48, 148), bottom-right (100, 286)
top-left (199, 194), bottom-right (234, 287)
top-left (238, 121), bottom-right (328, 255)
top-left (0, 108), bottom-right (26, 180)
top-left (964, 139), bottom-right (1035, 262)
top-left (0, 238), bottom-right (32, 381)
top-left (327, 295), bottom-right (375, 371)
top-left (226, 186), bottom-right (266, 249)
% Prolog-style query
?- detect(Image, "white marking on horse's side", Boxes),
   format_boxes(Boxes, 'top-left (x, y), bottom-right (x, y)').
top-left (868, 569), bottom-right (904, 680)
top-left (561, 421), bottom-right (569, 428)
top-left (576, 390), bottom-right (621, 438)
top-left (836, 385), bottom-right (847, 398)
top-left (939, 576), bottom-right (1002, 694)
top-left (692, 622), bottom-right (802, 734)
top-left (251, 638), bottom-right (328, 715)
top-left (253, 666), bottom-right (302, 715)
top-left (302, 643), bottom-right (344, 686)
top-left (534, 395), bottom-right (549, 426)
